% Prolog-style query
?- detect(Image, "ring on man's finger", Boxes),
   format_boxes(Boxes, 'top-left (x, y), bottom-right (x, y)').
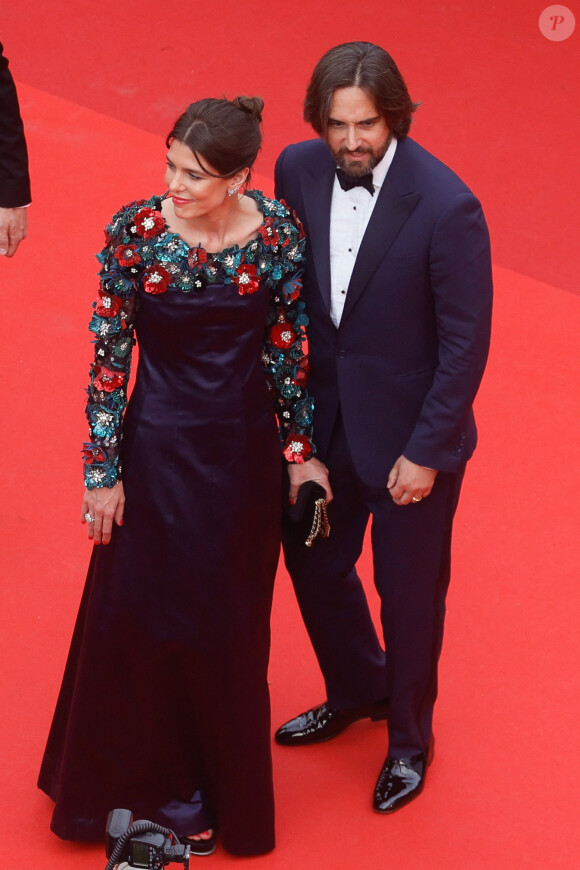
top-left (85, 513), bottom-right (96, 523)
top-left (411, 496), bottom-right (422, 503)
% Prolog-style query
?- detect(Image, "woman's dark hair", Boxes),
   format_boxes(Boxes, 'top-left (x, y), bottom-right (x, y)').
top-left (304, 42), bottom-right (419, 139)
top-left (165, 96), bottom-right (264, 179)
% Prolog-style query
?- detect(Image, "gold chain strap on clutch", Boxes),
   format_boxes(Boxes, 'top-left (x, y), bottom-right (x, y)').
top-left (305, 498), bottom-right (331, 547)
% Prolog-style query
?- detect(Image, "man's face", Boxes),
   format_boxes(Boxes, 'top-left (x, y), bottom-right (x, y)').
top-left (325, 86), bottom-right (391, 177)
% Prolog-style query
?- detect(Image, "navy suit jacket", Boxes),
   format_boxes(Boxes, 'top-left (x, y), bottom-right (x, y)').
top-left (0, 41), bottom-right (31, 208)
top-left (275, 137), bottom-right (493, 487)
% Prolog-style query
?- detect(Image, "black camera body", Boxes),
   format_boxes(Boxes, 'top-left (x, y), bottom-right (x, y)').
top-left (105, 809), bottom-right (190, 870)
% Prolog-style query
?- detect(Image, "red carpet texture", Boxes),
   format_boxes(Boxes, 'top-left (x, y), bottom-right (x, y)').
top-left (1, 3), bottom-right (579, 868)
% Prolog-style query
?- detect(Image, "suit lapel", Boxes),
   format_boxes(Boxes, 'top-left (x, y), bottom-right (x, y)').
top-left (341, 144), bottom-right (420, 324)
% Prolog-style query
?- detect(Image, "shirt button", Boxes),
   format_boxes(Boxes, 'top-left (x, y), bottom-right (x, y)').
top-left (338, 349), bottom-right (347, 358)
top-left (341, 290), bottom-right (346, 295)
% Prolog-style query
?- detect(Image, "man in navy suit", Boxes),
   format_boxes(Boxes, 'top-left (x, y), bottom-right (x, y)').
top-left (0, 41), bottom-right (31, 256)
top-left (275, 42), bottom-right (492, 813)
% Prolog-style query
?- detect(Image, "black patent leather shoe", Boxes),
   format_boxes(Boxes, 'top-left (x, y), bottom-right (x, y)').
top-left (373, 739), bottom-right (434, 813)
top-left (275, 698), bottom-right (389, 746)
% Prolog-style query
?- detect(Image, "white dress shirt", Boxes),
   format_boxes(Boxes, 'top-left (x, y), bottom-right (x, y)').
top-left (329, 137), bottom-right (397, 327)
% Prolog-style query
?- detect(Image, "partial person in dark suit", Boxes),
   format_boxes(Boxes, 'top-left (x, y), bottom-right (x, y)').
top-left (275, 42), bottom-right (493, 813)
top-left (0, 40), bottom-right (31, 256)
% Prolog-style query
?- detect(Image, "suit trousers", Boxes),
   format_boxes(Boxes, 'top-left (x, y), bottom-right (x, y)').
top-left (282, 414), bottom-right (465, 757)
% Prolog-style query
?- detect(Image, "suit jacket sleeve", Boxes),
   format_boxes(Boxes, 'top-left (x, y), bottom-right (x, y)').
top-left (274, 148), bottom-right (290, 207)
top-left (0, 42), bottom-right (31, 207)
top-left (403, 191), bottom-right (493, 470)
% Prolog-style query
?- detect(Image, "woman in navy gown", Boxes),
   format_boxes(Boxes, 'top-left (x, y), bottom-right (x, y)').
top-left (38, 96), bottom-right (330, 857)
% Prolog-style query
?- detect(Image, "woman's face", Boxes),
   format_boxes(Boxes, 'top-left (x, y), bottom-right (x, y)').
top-left (164, 139), bottom-right (236, 220)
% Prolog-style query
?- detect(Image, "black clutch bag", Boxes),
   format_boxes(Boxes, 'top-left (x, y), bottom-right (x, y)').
top-left (285, 481), bottom-right (331, 548)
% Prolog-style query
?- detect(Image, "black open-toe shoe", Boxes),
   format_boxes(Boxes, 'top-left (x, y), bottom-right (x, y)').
top-left (179, 831), bottom-right (216, 857)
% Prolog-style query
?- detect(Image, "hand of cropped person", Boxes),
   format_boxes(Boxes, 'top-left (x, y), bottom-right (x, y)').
top-left (288, 456), bottom-right (333, 505)
top-left (387, 455), bottom-right (437, 506)
top-left (0, 206), bottom-right (28, 256)
top-left (81, 481), bottom-right (125, 544)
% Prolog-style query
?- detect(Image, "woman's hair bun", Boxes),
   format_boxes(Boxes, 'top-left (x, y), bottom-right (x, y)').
top-left (232, 96), bottom-right (264, 123)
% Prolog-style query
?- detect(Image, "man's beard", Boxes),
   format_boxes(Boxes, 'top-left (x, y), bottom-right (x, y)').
top-left (330, 138), bottom-right (390, 178)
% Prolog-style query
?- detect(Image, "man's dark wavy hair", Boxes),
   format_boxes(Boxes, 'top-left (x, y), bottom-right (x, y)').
top-left (304, 42), bottom-right (419, 139)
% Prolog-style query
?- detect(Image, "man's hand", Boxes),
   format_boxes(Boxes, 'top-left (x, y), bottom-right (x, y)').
top-left (387, 455), bottom-right (437, 506)
top-left (0, 206), bottom-right (28, 256)
top-left (288, 456), bottom-right (333, 505)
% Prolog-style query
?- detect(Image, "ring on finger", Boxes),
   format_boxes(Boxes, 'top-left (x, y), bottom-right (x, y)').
top-left (85, 513), bottom-right (96, 523)
top-left (411, 496), bottom-right (422, 503)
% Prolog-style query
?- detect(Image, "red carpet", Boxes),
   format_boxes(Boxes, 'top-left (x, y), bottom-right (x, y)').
top-left (1, 4), bottom-right (579, 868)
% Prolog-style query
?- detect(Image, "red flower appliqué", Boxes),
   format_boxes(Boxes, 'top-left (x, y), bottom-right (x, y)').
top-left (234, 262), bottom-right (260, 295)
top-left (82, 445), bottom-right (106, 464)
top-left (143, 264), bottom-right (171, 294)
top-left (294, 356), bottom-right (309, 385)
top-left (93, 366), bottom-right (125, 392)
top-left (258, 218), bottom-right (280, 247)
top-left (187, 247), bottom-right (208, 268)
top-left (95, 290), bottom-right (122, 318)
top-left (132, 208), bottom-right (165, 239)
top-left (283, 434), bottom-right (313, 463)
top-left (114, 244), bottom-right (141, 267)
top-left (270, 322), bottom-right (296, 349)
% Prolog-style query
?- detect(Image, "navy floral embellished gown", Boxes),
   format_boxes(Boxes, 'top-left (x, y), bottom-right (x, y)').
top-left (38, 192), bottom-right (313, 856)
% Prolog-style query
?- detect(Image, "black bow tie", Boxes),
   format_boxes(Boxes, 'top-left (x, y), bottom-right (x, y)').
top-left (336, 168), bottom-right (375, 196)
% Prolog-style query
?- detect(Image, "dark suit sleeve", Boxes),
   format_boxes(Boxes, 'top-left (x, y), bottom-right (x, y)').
top-left (0, 42), bottom-right (31, 207)
top-left (274, 149), bottom-right (287, 205)
top-left (403, 192), bottom-right (493, 470)
top-left (275, 146), bottom-right (301, 213)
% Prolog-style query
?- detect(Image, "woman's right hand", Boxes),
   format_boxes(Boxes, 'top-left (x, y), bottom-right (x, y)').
top-left (287, 456), bottom-right (333, 505)
top-left (80, 481), bottom-right (125, 545)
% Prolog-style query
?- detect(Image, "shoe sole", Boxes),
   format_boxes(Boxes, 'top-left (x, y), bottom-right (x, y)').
top-left (181, 837), bottom-right (217, 856)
